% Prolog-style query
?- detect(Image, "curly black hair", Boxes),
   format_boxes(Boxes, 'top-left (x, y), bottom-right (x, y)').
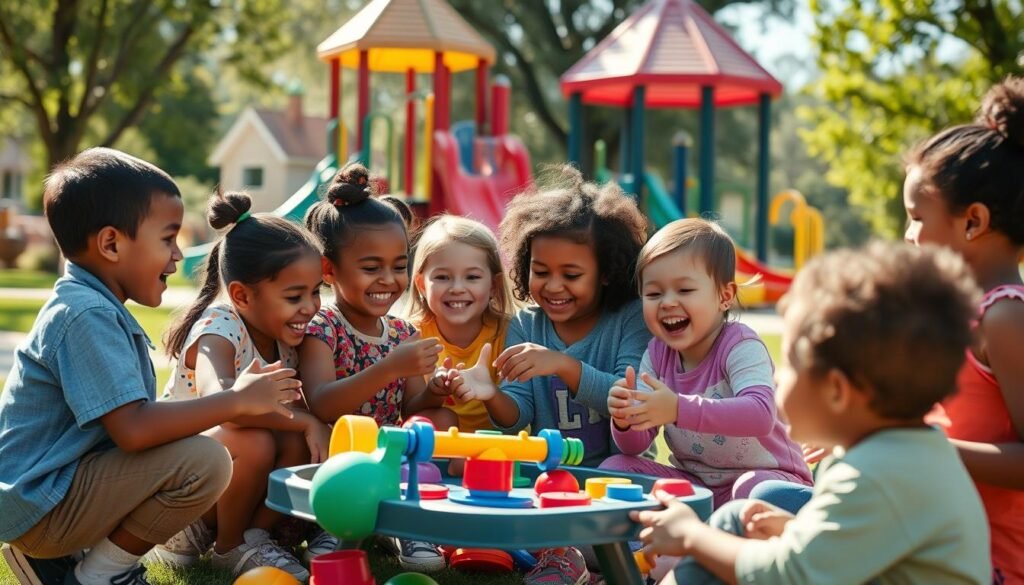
top-left (498, 165), bottom-right (648, 312)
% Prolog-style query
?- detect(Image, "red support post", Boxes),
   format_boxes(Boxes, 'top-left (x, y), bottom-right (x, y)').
top-left (433, 51), bottom-right (449, 131)
top-left (329, 58), bottom-right (341, 160)
top-left (405, 68), bottom-right (416, 196)
top-left (491, 77), bottom-right (510, 137)
top-left (475, 58), bottom-right (488, 135)
top-left (357, 50), bottom-right (370, 153)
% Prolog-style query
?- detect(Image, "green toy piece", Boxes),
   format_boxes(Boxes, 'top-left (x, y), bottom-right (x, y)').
top-left (383, 573), bottom-right (441, 585)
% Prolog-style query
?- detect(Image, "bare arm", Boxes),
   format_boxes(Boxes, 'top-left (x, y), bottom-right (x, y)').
top-left (191, 334), bottom-right (313, 432)
top-left (298, 336), bottom-right (398, 422)
top-left (953, 300), bottom-right (1024, 489)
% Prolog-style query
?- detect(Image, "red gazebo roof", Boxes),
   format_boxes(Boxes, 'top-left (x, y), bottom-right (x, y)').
top-left (560, 0), bottom-right (782, 108)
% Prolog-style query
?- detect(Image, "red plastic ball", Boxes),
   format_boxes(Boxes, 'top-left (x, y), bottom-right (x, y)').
top-left (533, 469), bottom-right (580, 494)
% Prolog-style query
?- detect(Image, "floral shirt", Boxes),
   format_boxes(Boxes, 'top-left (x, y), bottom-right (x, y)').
top-left (305, 304), bottom-right (415, 426)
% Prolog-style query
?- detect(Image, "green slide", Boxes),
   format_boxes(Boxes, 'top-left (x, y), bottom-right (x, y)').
top-left (181, 154), bottom-right (339, 278)
top-left (643, 170), bottom-right (683, 229)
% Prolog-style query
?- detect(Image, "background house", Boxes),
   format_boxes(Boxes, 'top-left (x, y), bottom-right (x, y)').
top-left (209, 87), bottom-right (327, 212)
top-left (0, 137), bottom-right (30, 207)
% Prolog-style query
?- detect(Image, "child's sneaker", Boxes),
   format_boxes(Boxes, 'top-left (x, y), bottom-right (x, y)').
top-left (2, 544), bottom-right (77, 585)
top-left (302, 529), bottom-right (339, 563)
top-left (210, 529), bottom-right (309, 583)
top-left (62, 564), bottom-right (150, 585)
top-left (524, 547), bottom-right (590, 585)
top-left (143, 520), bottom-right (214, 567)
top-left (386, 538), bottom-right (445, 573)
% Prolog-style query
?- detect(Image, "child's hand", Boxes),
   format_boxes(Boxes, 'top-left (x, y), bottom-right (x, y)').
top-left (740, 500), bottom-right (794, 540)
top-left (386, 333), bottom-right (443, 379)
top-left (232, 360), bottom-right (303, 418)
top-left (493, 343), bottom-right (564, 383)
top-left (620, 373), bottom-right (678, 431)
top-left (802, 443), bottom-right (829, 465)
top-left (304, 419), bottom-right (332, 464)
top-left (608, 366), bottom-right (638, 430)
top-left (630, 490), bottom-right (702, 561)
top-left (451, 344), bottom-right (498, 402)
top-left (427, 357), bottom-right (461, 398)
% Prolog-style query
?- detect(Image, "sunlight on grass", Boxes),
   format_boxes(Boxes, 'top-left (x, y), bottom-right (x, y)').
top-left (0, 269), bottom-right (58, 289)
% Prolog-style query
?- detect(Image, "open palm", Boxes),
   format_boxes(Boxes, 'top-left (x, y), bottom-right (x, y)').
top-left (451, 343), bottom-right (498, 402)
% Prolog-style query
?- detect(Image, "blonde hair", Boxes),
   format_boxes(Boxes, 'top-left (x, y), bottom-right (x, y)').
top-left (406, 215), bottom-right (515, 324)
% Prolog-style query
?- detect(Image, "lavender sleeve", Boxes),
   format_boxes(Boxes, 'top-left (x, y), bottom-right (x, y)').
top-left (675, 339), bottom-right (778, 437)
top-left (611, 349), bottom-right (659, 454)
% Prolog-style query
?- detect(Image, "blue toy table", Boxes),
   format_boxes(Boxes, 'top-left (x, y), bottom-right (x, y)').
top-left (267, 462), bottom-right (712, 584)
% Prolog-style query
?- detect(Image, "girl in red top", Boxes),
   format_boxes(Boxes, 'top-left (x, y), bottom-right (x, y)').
top-left (905, 76), bottom-right (1024, 585)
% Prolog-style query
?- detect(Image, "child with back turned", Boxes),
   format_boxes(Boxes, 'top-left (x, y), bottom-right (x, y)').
top-left (633, 242), bottom-right (990, 585)
top-left (905, 75), bottom-right (1024, 584)
top-left (604, 218), bottom-right (811, 509)
top-left (0, 148), bottom-right (300, 585)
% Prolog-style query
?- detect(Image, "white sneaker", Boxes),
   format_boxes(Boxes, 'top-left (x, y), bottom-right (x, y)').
top-left (302, 528), bottom-right (339, 563)
top-left (143, 520), bottom-right (213, 567)
top-left (210, 529), bottom-right (309, 582)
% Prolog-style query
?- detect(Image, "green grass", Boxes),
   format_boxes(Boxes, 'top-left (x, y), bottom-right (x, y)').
top-left (0, 269), bottom-right (58, 289)
top-left (0, 297), bottom-right (175, 352)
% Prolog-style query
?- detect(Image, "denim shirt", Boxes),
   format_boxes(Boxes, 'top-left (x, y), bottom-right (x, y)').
top-left (0, 262), bottom-right (155, 541)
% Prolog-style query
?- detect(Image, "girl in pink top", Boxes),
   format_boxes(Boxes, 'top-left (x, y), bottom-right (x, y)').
top-left (603, 219), bottom-right (811, 507)
top-left (907, 76), bottom-right (1024, 585)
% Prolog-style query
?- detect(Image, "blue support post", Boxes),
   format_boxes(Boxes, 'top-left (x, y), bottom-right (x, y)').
top-left (630, 86), bottom-right (646, 200)
top-left (567, 92), bottom-right (583, 166)
top-left (672, 132), bottom-right (692, 217)
top-left (756, 93), bottom-right (772, 263)
top-left (620, 107), bottom-right (632, 177)
top-left (699, 86), bottom-right (715, 216)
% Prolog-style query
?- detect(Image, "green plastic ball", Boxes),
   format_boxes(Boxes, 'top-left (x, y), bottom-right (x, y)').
top-left (309, 452), bottom-right (390, 540)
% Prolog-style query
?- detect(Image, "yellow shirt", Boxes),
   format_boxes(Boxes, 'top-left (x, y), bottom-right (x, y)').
top-left (418, 316), bottom-right (507, 433)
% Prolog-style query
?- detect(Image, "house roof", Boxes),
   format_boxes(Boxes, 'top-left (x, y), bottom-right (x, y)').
top-left (560, 0), bottom-right (782, 108)
top-left (317, 0), bottom-right (495, 73)
top-left (208, 108), bottom-right (328, 167)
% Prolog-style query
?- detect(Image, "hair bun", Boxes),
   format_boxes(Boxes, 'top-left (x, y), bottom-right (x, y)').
top-left (208, 189), bottom-right (253, 230)
top-left (326, 163), bottom-right (373, 207)
top-left (979, 76), bottom-right (1024, 148)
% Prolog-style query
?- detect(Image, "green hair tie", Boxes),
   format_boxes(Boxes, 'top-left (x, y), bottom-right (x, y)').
top-left (236, 210), bottom-right (252, 224)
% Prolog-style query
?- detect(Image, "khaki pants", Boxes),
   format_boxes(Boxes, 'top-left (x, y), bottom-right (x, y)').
top-left (11, 436), bottom-right (231, 558)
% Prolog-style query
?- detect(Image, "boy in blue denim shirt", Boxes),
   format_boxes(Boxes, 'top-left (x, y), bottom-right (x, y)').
top-left (0, 148), bottom-right (304, 585)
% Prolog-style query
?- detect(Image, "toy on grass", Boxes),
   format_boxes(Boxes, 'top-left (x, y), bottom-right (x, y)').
top-left (383, 574), bottom-right (440, 585)
top-left (311, 415), bottom-right (584, 541)
top-left (233, 567), bottom-right (301, 585)
top-left (310, 550), bottom-right (374, 585)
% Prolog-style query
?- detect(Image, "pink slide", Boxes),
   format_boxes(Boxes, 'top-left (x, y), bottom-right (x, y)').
top-left (430, 130), bottom-right (532, 232)
top-left (735, 247), bottom-right (793, 304)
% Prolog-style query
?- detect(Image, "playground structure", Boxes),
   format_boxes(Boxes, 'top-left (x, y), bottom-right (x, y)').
top-left (182, 0), bottom-right (824, 303)
top-left (267, 415), bottom-right (713, 584)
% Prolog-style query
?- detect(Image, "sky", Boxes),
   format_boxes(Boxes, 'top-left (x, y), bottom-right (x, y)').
top-left (715, 0), bottom-right (818, 88)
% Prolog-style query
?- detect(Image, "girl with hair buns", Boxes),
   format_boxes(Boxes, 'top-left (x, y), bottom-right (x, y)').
top-left (299, 163), bottom-right (447, 572)
top-left (158, 190), bottom-right (332, 579)
top-left (905, 76), bottom-right (1024, 584)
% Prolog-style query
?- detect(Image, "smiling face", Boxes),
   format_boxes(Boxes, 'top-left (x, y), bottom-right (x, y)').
top-left (640, 248), bottom-right (732, 368)
top-left (327, 223), bottom-right (409, 334)
top-left (236, 253), bottom-right (323, 350)
top-left (528, 235), bottom-right (603, 343)
top-left (116, 192), bottom-right (184, 307)
top-left (416, 241), bottom-right (496, 342)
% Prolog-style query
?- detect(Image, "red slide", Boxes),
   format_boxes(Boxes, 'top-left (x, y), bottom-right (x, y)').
top-left (430, 130), bottom-right (532, 232)
top-left (735, 247), bottom-right (793, 304)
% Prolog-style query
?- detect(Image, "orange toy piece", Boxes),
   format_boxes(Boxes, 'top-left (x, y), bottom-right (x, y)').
top-left (234, 567), bottom-right (302, 585)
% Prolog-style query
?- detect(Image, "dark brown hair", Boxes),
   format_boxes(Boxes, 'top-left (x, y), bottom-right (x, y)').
top-left (164, 190), bottom-right (321, 358)
top-left (304, 163), bottom-right (406, 263)
top-left (44, 147), bottom-right (180, 257)
top-left (498, 165), bottom-right (648, 312)
top-left (637, 218), bottom-right (736, 291)
top-left (907, 76), bottom-right (1024, 244)
top-left (781, 241), bottom-right (980, 419)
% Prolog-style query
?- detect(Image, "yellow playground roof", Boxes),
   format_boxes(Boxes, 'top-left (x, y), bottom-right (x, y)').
top-left (317, 0), bottom-right (496, 73)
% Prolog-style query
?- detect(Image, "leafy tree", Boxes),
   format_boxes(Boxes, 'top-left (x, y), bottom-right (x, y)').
top-left (0, 0), bottom-right (292, 173)
top-left (799, 0), bottom-right (1023, 236)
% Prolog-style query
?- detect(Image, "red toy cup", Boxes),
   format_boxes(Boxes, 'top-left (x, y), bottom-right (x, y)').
top-left (310, 550), bottom-right (374, 585)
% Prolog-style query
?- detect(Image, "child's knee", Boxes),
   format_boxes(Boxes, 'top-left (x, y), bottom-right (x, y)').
top-left (276, 430), bottom-right (309, 467)
top-left (226, 427), bottom-right (277, 468)
top-left (169, 435), bottom-right (232, 505)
